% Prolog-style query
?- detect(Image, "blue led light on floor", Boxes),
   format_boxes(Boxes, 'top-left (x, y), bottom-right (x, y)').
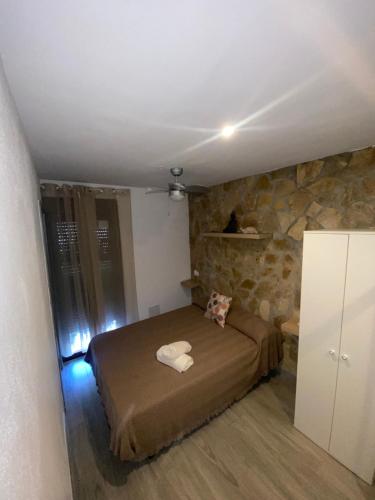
top-left (71, 359), bottom-right (90, 378)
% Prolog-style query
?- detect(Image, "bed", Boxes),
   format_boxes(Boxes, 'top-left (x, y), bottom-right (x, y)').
top-left (85, 300), bottom-right (283, 461)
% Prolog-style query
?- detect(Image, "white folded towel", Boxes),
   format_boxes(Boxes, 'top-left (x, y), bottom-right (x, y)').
top-left (156, 341), bottom-right (193, 372)
top-left (156, 351), bottom-right (194, 373)
top-left (156, 341), bottom-right (191, 360)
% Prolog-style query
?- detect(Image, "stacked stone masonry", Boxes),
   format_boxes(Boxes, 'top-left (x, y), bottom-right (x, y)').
top-left (189, 147), bottom-right (375, 371)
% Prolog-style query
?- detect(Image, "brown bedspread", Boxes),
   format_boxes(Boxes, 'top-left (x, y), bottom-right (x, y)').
top-left (85, 303), bottom-right (283, 461)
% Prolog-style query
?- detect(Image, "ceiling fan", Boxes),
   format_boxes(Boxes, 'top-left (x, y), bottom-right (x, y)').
top-left (146, 167), bottom-right (208, 201)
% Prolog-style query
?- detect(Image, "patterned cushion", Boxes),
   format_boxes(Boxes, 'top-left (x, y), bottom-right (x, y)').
top-left (204, 290), bottom-right (232, 328)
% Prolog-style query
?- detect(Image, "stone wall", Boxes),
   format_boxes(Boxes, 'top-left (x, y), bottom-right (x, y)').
top-left (189, 147), bottom-right (375, 372)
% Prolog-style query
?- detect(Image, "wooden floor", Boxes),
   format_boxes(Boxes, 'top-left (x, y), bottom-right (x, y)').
top-left (62, 358), bottom-right (375, 500)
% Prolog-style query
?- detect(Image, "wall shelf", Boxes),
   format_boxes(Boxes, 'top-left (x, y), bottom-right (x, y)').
top-left (180, 279), bottom-right (200, 289)
top-left (281, 319), bottom-right (299, 337)
top-left (202, 232), bottom-right (272, 240)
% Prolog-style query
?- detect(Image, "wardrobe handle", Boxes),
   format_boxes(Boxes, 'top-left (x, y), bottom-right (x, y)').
top-left (328, 349), bottom-right (336, 356)
top-left (341, 353), bottom-right (349, 361)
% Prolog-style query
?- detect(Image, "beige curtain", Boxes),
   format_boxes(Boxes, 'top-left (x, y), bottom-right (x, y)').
top-left (42, 184), bottom-right (130, 358)
top-left (115, 191), bottom-right (139, 324)
top-left (96, 188), bottom-right (139, 323)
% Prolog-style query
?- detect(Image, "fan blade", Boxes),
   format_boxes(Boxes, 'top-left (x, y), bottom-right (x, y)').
top-left (169, 182), bottom-right (185, 190)
top-left (145, 187), bottom-right (169, 194)
top-left (185, 185), bottom-right (208, 194)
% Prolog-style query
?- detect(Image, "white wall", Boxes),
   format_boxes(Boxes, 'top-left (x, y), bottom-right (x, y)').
top-left (130, 189), bottom-right (191, 320)
top-left (0, 63), bottom-right (72, 499)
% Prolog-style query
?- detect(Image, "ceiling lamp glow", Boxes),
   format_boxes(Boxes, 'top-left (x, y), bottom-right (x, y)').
top-left (221, 125), bottom-right (235, 138)
top-left (169, 189), bottom-right (185, 201)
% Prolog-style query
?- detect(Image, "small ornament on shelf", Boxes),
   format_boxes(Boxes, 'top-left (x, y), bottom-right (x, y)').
top-left (239, 226), bottom-right (258, 234)
top-left (223, 211), bottom-right (238, 233)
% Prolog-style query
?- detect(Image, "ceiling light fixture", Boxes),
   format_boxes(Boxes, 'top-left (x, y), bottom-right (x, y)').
top-left (221, 125), bottom-right (235, 139)
top-left (169, 189), bottom-right (185, 202)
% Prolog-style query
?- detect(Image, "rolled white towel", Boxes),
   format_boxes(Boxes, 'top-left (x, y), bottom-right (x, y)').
top-left (156, 341), bottom-right (191, 360)
top-left (156, 351), bottom-right (194, 373)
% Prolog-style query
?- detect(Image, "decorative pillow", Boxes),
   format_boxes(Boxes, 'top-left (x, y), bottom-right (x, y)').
top-left (204, 290), bottom-right (232, 328)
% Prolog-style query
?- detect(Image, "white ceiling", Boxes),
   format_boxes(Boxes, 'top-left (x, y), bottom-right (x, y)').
top-left (0, 0), bottom-right (374, 188)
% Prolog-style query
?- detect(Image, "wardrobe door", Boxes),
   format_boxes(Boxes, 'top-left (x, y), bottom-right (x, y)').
top-left (329, 234), bottom-right (375, 484)
top-left (294, 233), bottom-right (348, 450)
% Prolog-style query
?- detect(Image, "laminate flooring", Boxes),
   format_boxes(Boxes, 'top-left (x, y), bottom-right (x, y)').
top-left (62, 359), bottom-right (375, 500)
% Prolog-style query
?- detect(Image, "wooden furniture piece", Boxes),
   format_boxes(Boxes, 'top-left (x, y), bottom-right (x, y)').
top-left (202, 232), bottom-right (272, 240)
top-left (180, 278), bottom-right (200, 289)
top-left (294, 230), bottom-right (375, 485)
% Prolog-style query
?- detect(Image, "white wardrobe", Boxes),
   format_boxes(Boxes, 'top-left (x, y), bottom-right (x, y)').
top-left (295, 230), bottom-right (375, 485)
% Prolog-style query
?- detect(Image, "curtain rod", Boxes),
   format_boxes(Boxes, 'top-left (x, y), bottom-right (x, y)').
top-left (40, 183), bottom-right (129, 195)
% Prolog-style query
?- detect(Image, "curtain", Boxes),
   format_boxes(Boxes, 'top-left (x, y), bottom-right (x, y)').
top-left (42, 185), bottom-right (126, 358)
top-left (115, 191), bottom-right (139, 324)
